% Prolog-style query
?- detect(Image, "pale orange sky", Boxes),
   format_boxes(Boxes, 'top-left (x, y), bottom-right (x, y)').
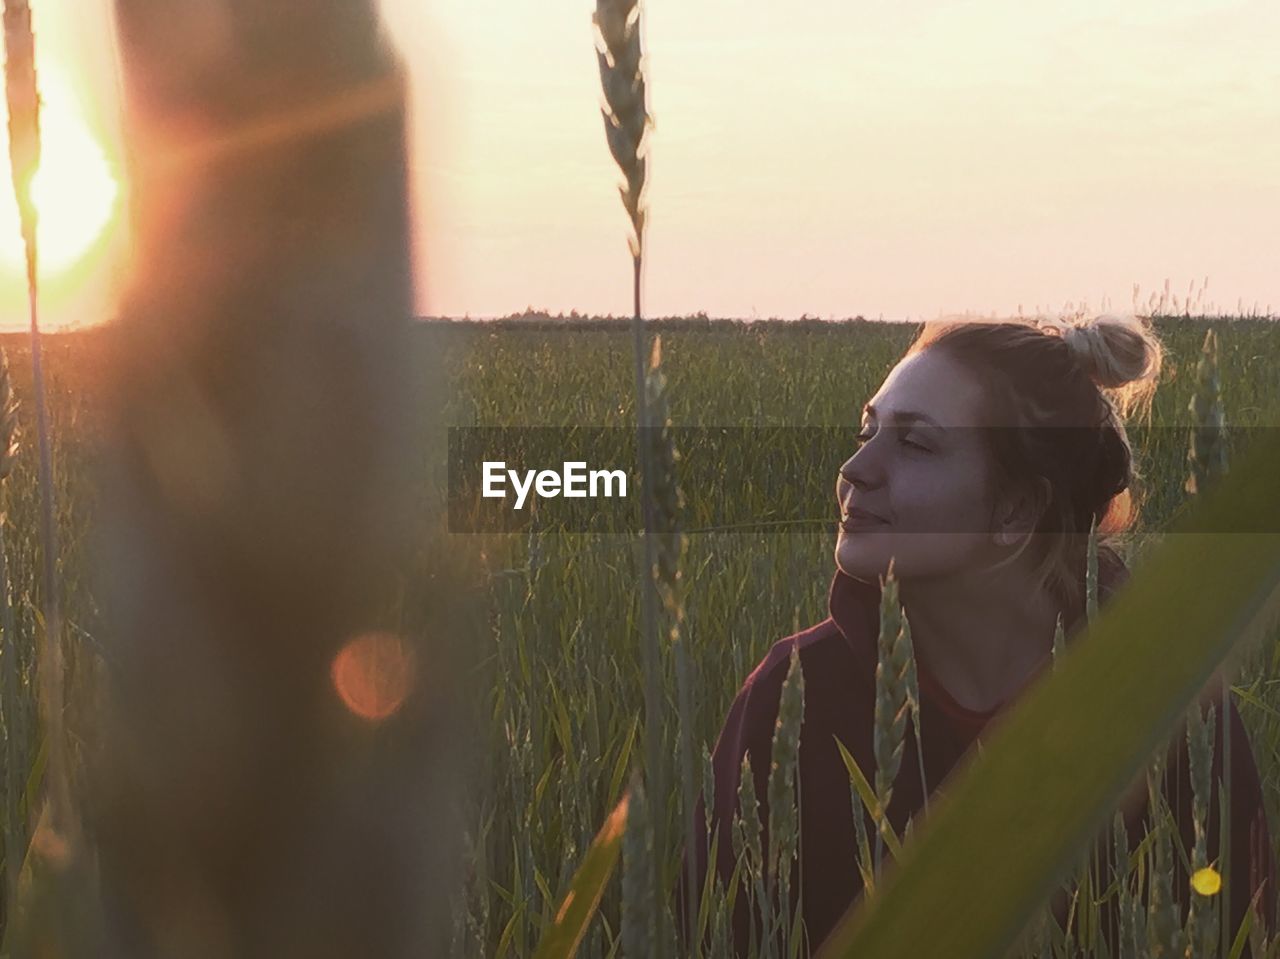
top-left (3, 0), bottom-right (1277, 327)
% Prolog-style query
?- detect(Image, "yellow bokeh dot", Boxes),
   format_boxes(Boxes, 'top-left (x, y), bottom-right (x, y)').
top-left (1190, 867), bottom-right (1221, 897)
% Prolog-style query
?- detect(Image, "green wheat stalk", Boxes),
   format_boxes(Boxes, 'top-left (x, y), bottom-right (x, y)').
top-left (644, 334), bottom-right (703, 955)
top-left (1186, 326), bottom-right (1232, 954)
top-left (700, 743), bottom-right (715, 849)
top-left (734, 752), bottom-right (767, 958)
top-left (1075, 514), bottom-right (1101, 953)
top-left (0, 345), bottom-right (20, 911)
top-left (767, 646), bottom-right (806, 957)
top-left (1050, 612), bottom-right (1066, 670)
top-left (1086, 514), bottom-right (1099, 626)
top-left (1185, 698), bottom-right (1220, 958)
top-left (593, 5), bottom-right (668, 952)
top-left (1112, 809), bottom-right (1138, 958)
top-left (848, 766), bottom-right (874, 896)
top-left (621, 769), bottom-right (655, 958)
top-left (1146, 748), bottom-right (1187, 958)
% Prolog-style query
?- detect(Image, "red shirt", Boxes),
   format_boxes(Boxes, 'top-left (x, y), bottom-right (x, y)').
top-left (676, 549), bottom-right (1277, 956)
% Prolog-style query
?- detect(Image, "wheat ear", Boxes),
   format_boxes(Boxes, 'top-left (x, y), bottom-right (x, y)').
top-left (896, 609), bottom-right (928, 818)
top-left (873, 558), bottom-right (910, 876)
top-left (1185, 328), bottom-right (1228, 497)
top-left (734, 752), bottom-right (767, 957)
top-left (593, 0), bottom-right (648, 262)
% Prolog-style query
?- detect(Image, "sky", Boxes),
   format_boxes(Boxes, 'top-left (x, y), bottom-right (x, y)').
top-left (1, 0), bottom-right (1277, 328)
top-left (0, 0), bottom-right (128, 330)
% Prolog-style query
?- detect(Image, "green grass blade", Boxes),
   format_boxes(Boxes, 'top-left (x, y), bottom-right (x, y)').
top-left (816, 431), bottom-right (1280, 959)
top-left (833, 735), bottom-right (904, 862)
top-left (1225, 894), bottom-right (1254, 959)
top-left (531, 791), bottom-right (629, 959)
top-left (607, 716), bottom-right (639, 804)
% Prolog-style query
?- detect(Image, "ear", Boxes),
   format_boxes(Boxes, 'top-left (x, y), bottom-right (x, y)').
top-left (993, 476), bottom-right (1052, 547)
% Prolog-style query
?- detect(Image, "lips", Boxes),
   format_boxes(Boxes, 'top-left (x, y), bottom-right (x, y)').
top-left (840, 506), bottom-right (889, 530)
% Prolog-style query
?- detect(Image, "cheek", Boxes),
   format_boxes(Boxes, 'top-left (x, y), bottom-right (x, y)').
top-left (891, 458), bottom-right (991, 534)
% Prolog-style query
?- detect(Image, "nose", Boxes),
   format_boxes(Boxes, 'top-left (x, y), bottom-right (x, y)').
top-left (837, 454), bottom-right (865, 500)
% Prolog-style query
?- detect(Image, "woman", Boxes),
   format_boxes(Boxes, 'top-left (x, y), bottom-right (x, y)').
top-left (675, 314), bottom-right (1276, 957)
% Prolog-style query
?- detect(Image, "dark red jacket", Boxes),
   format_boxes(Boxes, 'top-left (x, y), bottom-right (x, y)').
top-left (676, 549), bottom-right (1277, 956)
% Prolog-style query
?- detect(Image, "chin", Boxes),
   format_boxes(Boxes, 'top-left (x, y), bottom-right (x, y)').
top-left (835, 536), bottom-right (893, 582)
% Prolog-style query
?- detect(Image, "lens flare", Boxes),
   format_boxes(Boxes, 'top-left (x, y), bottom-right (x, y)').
top-left (0, 69), bottom-right (119, 277)
top-left (331, 632), bottom-right (416, 722)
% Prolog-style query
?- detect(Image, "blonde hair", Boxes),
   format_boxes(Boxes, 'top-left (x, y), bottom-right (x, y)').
top-left (1034, 313), bottom-right (1163, 425)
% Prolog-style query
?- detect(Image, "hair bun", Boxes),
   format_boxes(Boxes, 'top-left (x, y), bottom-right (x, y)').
top-left (1036, 313), bottom-right (1164, 420)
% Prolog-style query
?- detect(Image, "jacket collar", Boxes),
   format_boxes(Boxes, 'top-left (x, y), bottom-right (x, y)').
top-left (827, 567), bottom-right (881, 660)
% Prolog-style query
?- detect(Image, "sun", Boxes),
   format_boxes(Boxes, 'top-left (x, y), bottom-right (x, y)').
top-left (0, 68), bottom-right (119, 278)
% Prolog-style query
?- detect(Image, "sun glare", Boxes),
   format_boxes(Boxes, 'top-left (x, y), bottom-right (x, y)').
top-left (0, 68), bottom-right (119, 278)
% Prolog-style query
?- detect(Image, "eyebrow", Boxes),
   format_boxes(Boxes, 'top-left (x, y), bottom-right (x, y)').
top-left (861, 403), bottom-right (942, 430)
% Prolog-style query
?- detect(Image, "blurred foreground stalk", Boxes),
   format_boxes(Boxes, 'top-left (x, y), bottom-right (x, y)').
top-left (4, 3), bottom-right (469, 956)
top-left (4, 0), bottom-right (72, 916)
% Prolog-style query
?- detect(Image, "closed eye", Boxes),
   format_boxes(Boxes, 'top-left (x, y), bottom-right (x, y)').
top-left (855, 428), bottom-right (931, 453)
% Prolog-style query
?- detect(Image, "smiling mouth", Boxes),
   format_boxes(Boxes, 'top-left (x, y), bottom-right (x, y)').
top-left (840, 512), bottom-right (889, 532)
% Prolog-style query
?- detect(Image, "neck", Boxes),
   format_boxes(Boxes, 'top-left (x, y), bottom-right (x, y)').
top-left (898, 563), bottom-right (1063, 714)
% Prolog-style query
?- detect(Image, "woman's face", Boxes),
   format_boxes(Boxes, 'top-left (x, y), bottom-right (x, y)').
top-left (835, 348), bottom-right (1040, 583)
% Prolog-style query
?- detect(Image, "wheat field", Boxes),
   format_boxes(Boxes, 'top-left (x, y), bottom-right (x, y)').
top-left (0, 315), bottom-right (1277, 956)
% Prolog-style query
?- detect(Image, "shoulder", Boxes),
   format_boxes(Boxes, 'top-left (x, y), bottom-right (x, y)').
top-left (744, 618), bottom-right (849, 692)
top-left (730, 618), bottom-right (864, 737)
